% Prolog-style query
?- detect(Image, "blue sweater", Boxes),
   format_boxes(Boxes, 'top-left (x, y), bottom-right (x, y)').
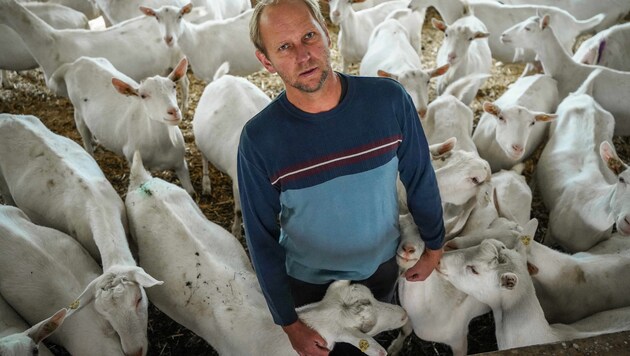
top-left (237, 74), bottom-right (444, 326)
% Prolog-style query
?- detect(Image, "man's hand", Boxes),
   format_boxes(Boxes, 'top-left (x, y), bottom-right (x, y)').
top-left (404, 247), bottom-right (443, 282)
top-left (282, 319), bottom-right (329, 356)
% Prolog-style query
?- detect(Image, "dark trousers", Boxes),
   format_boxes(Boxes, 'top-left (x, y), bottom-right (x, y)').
top-left (288, 256), bottom-right (399, 355)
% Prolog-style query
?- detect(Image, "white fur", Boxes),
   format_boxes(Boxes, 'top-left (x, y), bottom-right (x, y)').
top-left (359, 18), bottom-right (447, 118)
top-left (125, 152), bottom-right (408, 356)
top-left (410, 0), bottom-right (604, 64)
top-left (0, 2), bottom-right (88, 87)
top-left (0, 0), bottom-right (188, 111)
top-left (192, 63), bottom-right (271, 239)
top-left (439, 235), bottom-right (630, 350)
top-left (0, 205), bottom-right (162, 356)
top-left (0, 294), bottom-right (61, 356)
top-left (473, 74), bottom-right (559, 172)
top-left (327, 0), bottom-right (409, 72)
top-left (141, 5), bottom-right (261, 81)
top-left (433, 14), bottom-right (492, 105)
top-left (532, 68), bottom-right (630, 251)
top-left (501, 14), bottom-right (630, 136)
top-left (389, 213), bottom-right (489, 356)
top-left (573, 22), bottom-right (630, 71)
top-left (492, 0), bottom-right (630, 32)
top-left (49, 56), bottom-right (194, 194)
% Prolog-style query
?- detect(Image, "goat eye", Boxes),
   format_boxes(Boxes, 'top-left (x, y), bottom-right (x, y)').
top-left (140, 94), bottom-right (147, 99)
top-left (471, 177), bottom-right (480, 185)
top-left (498, 115), bottom-right (505, 122)
top-left (467, 265), bottom-right (478, 275)
top-left (525, 27), bottom-right (531, 31)
top-left (530, 121), bottom-right (535, 127)
top-left (468, 37), bottom-right (473, 41)
top-left (444, 33), bottom-right (448, 37)
top-left (137, 295), bottom-right (143, 306)
top-left (620, 177), bottom-right (626, 184)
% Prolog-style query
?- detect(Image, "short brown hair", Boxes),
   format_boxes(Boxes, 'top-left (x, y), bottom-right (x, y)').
top-left (250, 0), bottom-right (327, 55)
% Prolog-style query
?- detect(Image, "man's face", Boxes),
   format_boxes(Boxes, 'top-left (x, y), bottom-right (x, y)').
top-left (256, 0), bottom-right (332, 94)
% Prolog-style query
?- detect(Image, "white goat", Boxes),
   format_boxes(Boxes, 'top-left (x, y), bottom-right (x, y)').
top-left (433, 14), bottom-right (491, 105)
top-left (501, 14), bottom-right (630, 136)
top-left (25, 0), bottom-right (101, 19)
top-left (125, 151), bottom-right (408, 356)
top-left (573, 22), bottom-right (630, 72)
top-left (490, 164), bottom-right (532, 227)
top-left (0, 205), bottom-right (162, 356)
top-left (93, 0), bottom-right (185, 25)
top-left (447, 220), bottom-right (630, 324)
top-left (384, 7), bottom-right (425, 55)
top-left (193, 63), bottom-right (271, 239)
top-left (189, 0), bottom-right (250, 20)
top-left (409, 0), bottom-right (604, 64)
top-left (439, 236), bottom-right (630, 350)
top-left (359, 18), bottom-right (448, 118)
top-left (326, 0), bottom-right (409, 72)
top-left (141, 4), bottom-right (261, 82)
top-left (49, 56), bottom-right (194, 194)
top-left (350, 0), bottom-right (398, 11)
top-left (0, 2), bottom-right (88, 88)
top-left (0, 115), bottom-right (164, 355)
top-left (388, 213), bottom-right (489, 356)
top-left (532, 69), bottom-right (630, 252)
top-left (492, 0), bottom-right (630, 32)
top-left (0, 295), bottom-right (63, 356)
top-left (473, 74), bottom-right (558, 172)
top-left (0, 0), bottom-right (188, 111)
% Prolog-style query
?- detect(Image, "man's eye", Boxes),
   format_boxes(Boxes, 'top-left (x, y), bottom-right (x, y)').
top-left (304, 32), bottom-right (315, 40)
top-left (278, 43), bottom-right (290, 51)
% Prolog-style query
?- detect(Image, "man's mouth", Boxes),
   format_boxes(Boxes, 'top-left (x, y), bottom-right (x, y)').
top-left (300, 67), bottom-right (317, 77)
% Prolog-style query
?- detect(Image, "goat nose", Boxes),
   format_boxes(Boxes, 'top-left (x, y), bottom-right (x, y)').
top-left (332, 10), bottom-right (339, 18)
top-left (403, 245), bottom-right (416, 255)
top-left (418, 108), bottom-right (427, 118)
top-left (167, 108), bottom-right (181, 120)
top-left (125, 348), bottom-right (143, 356)
top-left (512, 144), bottom-right (524, 153)
top-left (165, 36), bottom-right (173, 46)
top-left (447, 53), bottom-right (457, 63)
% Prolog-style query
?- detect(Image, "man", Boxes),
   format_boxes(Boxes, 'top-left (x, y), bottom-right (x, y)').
top-left (237, 0), bottom-right (445, 354)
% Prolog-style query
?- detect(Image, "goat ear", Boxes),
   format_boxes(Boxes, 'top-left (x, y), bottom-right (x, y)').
top-left (66, 275), bottom-right (101, 317)
top-left (430, 63), bottom-right (450, 78)
top-left (127, 266), bottom-right (163, 288)
top-left (527, 262), bottom-right (539, 276)
top-left (28, 308), bottom-right (67, 344)
top-left (431, 18), bottom-right (447, 32)
top-left (600, 141), bottom-right (626, 176)
top-left (540, 14), bottom-right (550, 30)
top-left (169, 57), bottom-right (188, 82)
top-left (181, 3), bottom-right (193, 15)
top-left (534, 113), bottom-right (557, 122)
top-left (429, 137), bottom-right (457, 157)
top-left (112, 78), bottom-right (138, 97)
top-left (377, 69), bottom-right (395, 80)
top-left (474, 31), bottom-right (490, 39)
top-left (483, 101), bottom-right (500, 116)
top-left (500, 272), bottom-right (518, 290)
top-left (139, 6), bottom-right (155, 17)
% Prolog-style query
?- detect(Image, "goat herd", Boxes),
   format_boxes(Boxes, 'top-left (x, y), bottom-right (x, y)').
top-left (1, 0), bottom-right (630, 355)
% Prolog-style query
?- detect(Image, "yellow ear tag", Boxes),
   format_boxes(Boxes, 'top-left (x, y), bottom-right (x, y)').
top-left (358, 339), bottom-right (369, 352)
top-left (520, 235), bottom-right (532, 246)
top-left (68, 300), bottom-right (80, 310)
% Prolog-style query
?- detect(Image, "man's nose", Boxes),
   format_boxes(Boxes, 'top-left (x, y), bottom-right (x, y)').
top-left (296, 44), bottom-right (310, 63)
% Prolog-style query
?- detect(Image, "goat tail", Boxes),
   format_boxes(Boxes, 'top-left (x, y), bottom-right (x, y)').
top-left (128, 150), bottom-right (151, 192)
top-left (213, 62), bottom-right (231, 82)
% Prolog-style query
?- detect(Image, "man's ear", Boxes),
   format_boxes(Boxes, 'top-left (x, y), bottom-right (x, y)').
top-left (255, 50), bottom-right (277, 74)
